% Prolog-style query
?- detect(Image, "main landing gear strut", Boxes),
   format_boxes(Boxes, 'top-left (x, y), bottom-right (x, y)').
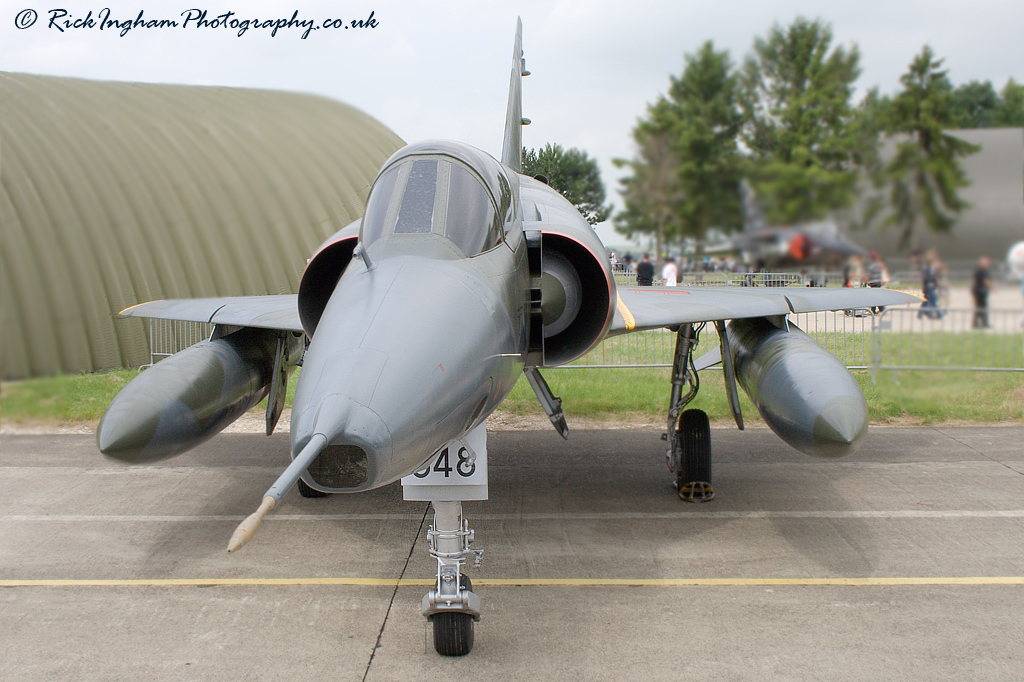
top-left (664, 323), bottom-right (714, 502)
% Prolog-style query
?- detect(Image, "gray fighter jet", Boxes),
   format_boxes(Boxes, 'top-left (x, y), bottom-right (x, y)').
top-left (702, 179), bottom-right (868, 268)
top-left (97, 19), bottom-right (917, 656)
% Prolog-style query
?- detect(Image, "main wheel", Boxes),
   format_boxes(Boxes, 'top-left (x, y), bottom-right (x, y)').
top-left (432, 612), bottom-right (474, 656)
top-left (297, 478), bottom-right (330, 498)
top-left (675, 409), bottom-right (712, 501)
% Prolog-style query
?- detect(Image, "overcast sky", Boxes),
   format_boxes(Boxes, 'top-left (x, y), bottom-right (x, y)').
top-left (4, 0), bottom-right (1022, 244)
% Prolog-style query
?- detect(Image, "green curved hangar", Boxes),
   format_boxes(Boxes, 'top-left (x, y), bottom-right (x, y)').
top-left (0, 72), bottom-right (404, 380)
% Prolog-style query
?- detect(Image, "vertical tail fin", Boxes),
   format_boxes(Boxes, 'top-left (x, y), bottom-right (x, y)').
top-left (739, 179), bottom-right (767, 233)
top-left (501, 17), bottom-right (529, 173)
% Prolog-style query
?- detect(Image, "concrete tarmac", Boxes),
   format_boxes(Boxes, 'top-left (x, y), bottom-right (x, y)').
top-left (2, 426), bottom-right (1023, 681)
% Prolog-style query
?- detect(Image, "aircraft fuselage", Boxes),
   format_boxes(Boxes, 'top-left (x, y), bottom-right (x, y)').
top-left (290, 141), bottom-right (531, 493)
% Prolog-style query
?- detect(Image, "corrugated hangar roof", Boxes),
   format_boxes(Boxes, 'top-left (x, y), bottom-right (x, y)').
top-left (0, 72), bottom-right (405, 380)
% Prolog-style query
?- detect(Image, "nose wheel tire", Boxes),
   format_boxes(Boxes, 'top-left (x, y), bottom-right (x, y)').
top-left (431, 577), bottom-right (475, 656)
top-left (674, 409), bottom-right (713, 502)
top-left (432, 612), bottom-right (475, 656)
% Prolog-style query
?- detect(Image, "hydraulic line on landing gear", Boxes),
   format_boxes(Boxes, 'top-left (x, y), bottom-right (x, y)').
top-left (663, 322), bottom-right (702, 471)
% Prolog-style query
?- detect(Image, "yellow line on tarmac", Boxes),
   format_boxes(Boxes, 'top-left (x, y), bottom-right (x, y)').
top-left (0, 578), bottom-right (431, 587)
top-left (3, 577), bottom-right (1023, 588)
top-left (477, 577), bottom-right (1024, 586)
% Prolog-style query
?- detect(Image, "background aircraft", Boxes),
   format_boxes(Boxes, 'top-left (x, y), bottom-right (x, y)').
top-left (702, 179), bottom-right (868, 268)
top-left (96, 20), bottom-right (916, 656)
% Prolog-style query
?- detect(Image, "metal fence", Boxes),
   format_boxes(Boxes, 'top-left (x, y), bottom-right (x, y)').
top-left (613, 268), bottom-right (806, 288)
top-left (614, 267), bottom-right (1000, 290)
top-left (145, 318), bottom-right (214, 367)
top-left (870, 307), bottom-right (1024, 377)
top-left (560, 306), bottom-right (1024, 376)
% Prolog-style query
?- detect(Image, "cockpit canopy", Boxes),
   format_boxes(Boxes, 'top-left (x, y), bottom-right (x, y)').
top-left (360, 141), bottom-right (515, 258)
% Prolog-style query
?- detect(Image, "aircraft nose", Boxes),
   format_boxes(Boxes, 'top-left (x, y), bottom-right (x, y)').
top-left (294, 393), bottom-right (393, 490)
top-left (289, 254), bottom-right (513, 491)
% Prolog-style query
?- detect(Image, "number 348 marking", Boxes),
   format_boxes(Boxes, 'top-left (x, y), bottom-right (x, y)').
top-left (413, 446), bottom-right (476, 478)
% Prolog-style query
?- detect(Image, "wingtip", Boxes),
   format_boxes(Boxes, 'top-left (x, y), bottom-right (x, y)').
top-left (118, 300), bottom-right (163, 316)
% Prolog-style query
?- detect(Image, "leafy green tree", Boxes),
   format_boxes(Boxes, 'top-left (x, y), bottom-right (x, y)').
top-left (993, 79), bottom-right (1024, 127)
top-left (522, 144), bottom-right (611, 225)
top-left (656, 41), bottom-right (746, 240)
top-left (614, 130), bottom-right (683, 258)
top-left (949, 80), bottom-right (1000, 128)
top-left (841, 87), bottom-right (893, 232)
top-left (882, 46), bottom-right (980, 249)
top-left (616, 41), bottom-right (744, 251)
top-left (740, 17), bottom-right (865, 223)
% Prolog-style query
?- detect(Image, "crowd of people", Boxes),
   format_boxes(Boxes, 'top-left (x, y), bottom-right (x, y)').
top-left (609, 248), bottom-right (1012, 330)
top-left (609, 250), bottom-right (753, 287)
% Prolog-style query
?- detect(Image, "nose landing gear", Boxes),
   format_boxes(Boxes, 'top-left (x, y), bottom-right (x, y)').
top-left (422, 502), bottom-right (483, 656)
top-left (402, 423), bottom-right (488, 656)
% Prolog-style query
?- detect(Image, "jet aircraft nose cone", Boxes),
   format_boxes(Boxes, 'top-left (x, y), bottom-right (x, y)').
top-left (291, 393), bottom-right (393, 492)
top-left (812, 396), bottom-right (868, 457)
top-left (290, 253), bottom-right (518, 491)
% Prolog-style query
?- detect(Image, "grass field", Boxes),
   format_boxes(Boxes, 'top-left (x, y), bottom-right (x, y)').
top-left (3, 365), bottom-right (1021, 429)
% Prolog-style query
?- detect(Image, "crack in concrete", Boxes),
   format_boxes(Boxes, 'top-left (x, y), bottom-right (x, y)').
top-left (362, 503), bottom-right (430, 681)
top-left (932, 426), bottom-right (1024, 476)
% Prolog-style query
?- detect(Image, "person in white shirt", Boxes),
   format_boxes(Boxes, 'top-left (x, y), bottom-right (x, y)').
top-left (661, 256), bottom-right (678, 287)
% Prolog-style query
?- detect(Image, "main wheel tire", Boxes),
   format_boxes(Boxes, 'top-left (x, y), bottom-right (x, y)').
top-left (297, 478), bottom-right (330, 498)
top-left (675, 408), bottom-right (711, 487)
top-left (432, 612), bottom-right (474, 656)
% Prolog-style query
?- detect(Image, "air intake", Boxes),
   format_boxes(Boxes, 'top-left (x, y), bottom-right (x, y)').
top-left (307, 443), bottom-right (368, 488)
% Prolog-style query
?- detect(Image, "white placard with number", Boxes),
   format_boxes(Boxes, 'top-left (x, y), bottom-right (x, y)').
top-left (401, 422), bottom-right (488, 501)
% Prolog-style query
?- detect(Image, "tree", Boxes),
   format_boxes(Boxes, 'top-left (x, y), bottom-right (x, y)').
top-left (741, 17), bottom-right (865, 224)
top-left (614, 130), bottom-right (683, 259)
top-left (616, 41), bottom-right (745, 250)
top-left (657, 41), bottom-right (746, 241)
top-left (993, 79), bottom-right (1024, 127)
top-left (881, 46), bottom-right (980, 249)
top-left (522, 144), bottom-right (611, 225)
top-left (949, 80), bottom-right (1000, 128)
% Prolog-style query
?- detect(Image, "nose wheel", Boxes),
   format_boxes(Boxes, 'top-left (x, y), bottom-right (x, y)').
top-left (421, 501), bottom-right (483, 656)
top-left (430, 576), bottom-right (475, 656)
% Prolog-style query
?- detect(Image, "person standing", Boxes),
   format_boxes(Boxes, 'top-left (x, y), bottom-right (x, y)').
top-left (918, 249), bottom-right (943, 319)
top-left (661, 256), bottom-right (678, 287)
top-left (865, 251), bottom-right (889, 287)
top-left (636, 253), bottom-right (655, 286)
top-left (843, 255), bottom-right (865, 288)
top-left (972, 256), bottom-right (993, 329)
